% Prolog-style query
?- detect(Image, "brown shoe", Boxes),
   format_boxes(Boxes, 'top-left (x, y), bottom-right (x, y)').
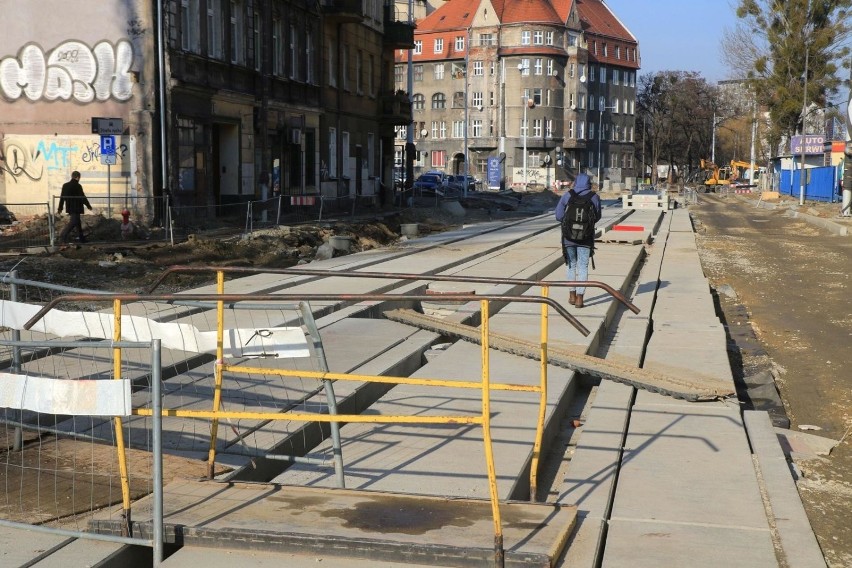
top-left (575, 294), bottom-right (584, 308)
top-left (569, 291), bottom-right (577, 305)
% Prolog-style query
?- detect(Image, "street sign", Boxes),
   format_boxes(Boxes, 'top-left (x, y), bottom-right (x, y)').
top-left (101, 153), bottom-right (117, 166)
top-left (92, 117), bottom-right (123, 135)
top-left (100, 135), bottom-right (116, 156)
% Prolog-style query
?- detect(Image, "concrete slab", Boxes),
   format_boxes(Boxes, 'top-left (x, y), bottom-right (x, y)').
top-left (101, 480), bottom-right (577, 568)
top-left (602, 519), bottom-right (777, 568)
top-left (745, 411), bottom-right (827, 567)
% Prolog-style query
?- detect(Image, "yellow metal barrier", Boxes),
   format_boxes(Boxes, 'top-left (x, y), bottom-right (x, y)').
top-left (25, 271), bottom-right (587, 567)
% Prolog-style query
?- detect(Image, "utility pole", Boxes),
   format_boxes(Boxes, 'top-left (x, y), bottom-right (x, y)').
top-left (799, 43), bottom-right (809, 206)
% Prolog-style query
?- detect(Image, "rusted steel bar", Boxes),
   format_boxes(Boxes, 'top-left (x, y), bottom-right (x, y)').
top-left (146, 265), bottom-right (640, 314)
top-left (22, 292), bottom-right (590, 336)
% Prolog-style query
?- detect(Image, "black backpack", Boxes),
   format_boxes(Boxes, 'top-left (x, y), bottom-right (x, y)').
top-left (561, 189), bottom-right (597, 242)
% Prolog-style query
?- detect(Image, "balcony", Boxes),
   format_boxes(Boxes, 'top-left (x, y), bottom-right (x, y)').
top-left (383, 5), bottom-right (414, 49)
top-left (319, 0), bottom-right (363, 23)
top-left (380, 90), bottom-right (412, 126)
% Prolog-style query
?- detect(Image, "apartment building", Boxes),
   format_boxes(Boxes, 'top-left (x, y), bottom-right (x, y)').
top-left (395, 0), bottom-right (639, 188)
top-left (0, 0), bottom-right (413, 213)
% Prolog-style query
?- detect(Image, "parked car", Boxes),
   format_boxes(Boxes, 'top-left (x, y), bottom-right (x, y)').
top-left (412, 172), bottom-right (446, 194)
top-left (446, 174), bottom-right (478, 192)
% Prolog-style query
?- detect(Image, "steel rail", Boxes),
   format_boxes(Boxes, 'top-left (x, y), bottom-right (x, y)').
top-left (145, 265), bottom-right (640, 314)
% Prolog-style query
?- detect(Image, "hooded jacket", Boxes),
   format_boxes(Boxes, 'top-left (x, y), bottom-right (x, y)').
top-left (554, 173), bottom-right (601, 247)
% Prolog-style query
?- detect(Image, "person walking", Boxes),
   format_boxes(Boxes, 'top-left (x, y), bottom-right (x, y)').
top-left (554, 173), bottom-right (601, 308)
top-left (58, 171), bottom-right (92, 243)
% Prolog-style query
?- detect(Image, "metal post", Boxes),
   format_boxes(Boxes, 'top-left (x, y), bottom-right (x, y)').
top-left (299, 301), bottom-right (345, 488)
top-left (522, 93), bottom-right (528, 189)
top-left (749, 101), bottom-right (757, 187)
top-left (711, 111), bottom-right (716, 164)
top-left (799, 45), bottom-right (809, 206)
top-left (597, 109), bottom-right (603, 184)
top-left (463, 27), bottom-right (470, 198)
top-left (10, 270), bottom-right (22, 452)
top-left (151, 339), bottom-right (164, 567)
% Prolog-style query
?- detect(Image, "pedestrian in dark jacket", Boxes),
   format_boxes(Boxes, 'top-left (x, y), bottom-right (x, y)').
top-left (554, 173), bottom-right (601, 308)
top-left (58, 171), bottom-right (92, 243)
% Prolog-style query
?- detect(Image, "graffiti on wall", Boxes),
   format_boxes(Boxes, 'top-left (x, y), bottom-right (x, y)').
top-left (0, 40), bottom-right (134, 103)
top-left (0, 135), bottom-right (135, 203)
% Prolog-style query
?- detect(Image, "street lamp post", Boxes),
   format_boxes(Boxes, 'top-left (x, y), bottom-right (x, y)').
top-left (518, 63), bottom-right (534, 190)
top-left (799, 45), bottom-right (809, 206)
top-left (597, 105), bottom-right (617, 187)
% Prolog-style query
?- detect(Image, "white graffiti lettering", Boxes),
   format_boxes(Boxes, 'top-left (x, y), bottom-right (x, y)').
top-left (0, 40), bottom-right (134, 103)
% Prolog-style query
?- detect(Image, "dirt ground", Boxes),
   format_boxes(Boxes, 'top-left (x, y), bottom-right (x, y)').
top-left (688, 191), bottom-right (852, 567)
top-left (0, 190), bottom-right (561, 293)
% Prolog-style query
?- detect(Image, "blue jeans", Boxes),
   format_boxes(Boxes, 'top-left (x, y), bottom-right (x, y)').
top-left (564, 245), bottom-right (591, 294)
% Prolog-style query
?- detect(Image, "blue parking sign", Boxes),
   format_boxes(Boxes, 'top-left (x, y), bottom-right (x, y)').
top-left (100, 135), bottom-right (116, 155)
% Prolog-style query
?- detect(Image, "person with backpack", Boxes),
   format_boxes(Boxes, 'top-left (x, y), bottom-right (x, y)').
top-left (554, 173), bottom-right (601, 308)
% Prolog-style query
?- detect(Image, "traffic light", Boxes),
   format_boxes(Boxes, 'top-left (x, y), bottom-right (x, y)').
top-left (555, 147), bottom-right (564, 168)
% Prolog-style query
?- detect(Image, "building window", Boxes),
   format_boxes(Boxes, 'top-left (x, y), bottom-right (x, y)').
top-left (342, 44), bottom-right (349, 90)
top-left (177, 118), bottom-right (197, 192)
top-left (599, 95), bottom-right (605, 109)
top-left (473, 61), bottom-right (484, 76)
top-left (413, 93), bottom-right (425, 110)
top-left (452, 121), bottom-right (464, 138)
top-left (367, 54), bottom-right (374, 94)
top-left (230, 1), bottom-right (244, 64)
top-left (432, 93), bottom-right (446, 109)
top-left (207, 0), bottom-right (224, 59)
top-left (616, 46), bottom-right (621, 59)
top-left (326, 37), bottom-right (335, 86)
top-left (603, 43), bottom-right (608, 57)
top-left (613, 69), bottom-right (619, 85)
top-left (532, 119), bottom-right (542, 138)
top-left (591, 40), bottom-right (597, 55)
top-left (289, 24), bottom-right (298, 79)
top-left (181, 0), bottom-right (200, 53)
top-left (521, 31), bottom-right (530, 45)
top-left (253, 12), bottom-right (261, 70)
top-left (545, 119), bottom-right (553, 138)
top-left (471, 119), bottom-right (482, 137)
top-left (519, 116), bottom-right (528, 137)
top-left (307, 30), bottom-right (316, 83)
top-left (328, 127), bottom-right (337, 177)
top-left (341, 131), bottom-right (350, 176)
top-left (432, 150), bottom-right (446, 168)
top-left (568, 92), bottom-right (575, 108)
top-left (434, 38), bottom-right (443, 53)
top-left (472, 91), bottom-right (483, 107)
top-left (612, 97), bottom-right (620, 112)
top-left (567, 33), bottom-right (577, 47)
top-left (578, 121), bottom-right (585, 139)
top-left (569, 62), bottom-right (575, 78)
top-left (567, 120), bottom-right (574, 138)
top-left (396, 126), bottom-right (406, 140)
top-left (533, 31), bottom-right (543, 45)
top-left (455, 36), bottom-right (465, 51)
top-left (588, 122), bottom-right (595, 140)
top-left (274, 20), bottom-right (284, 76)
top-left (520, 58), bottom-right (530, 76)
top-left (479, 33), bottom-right (495, 47)
top-left (355, 50), bottom-right (363, 93)
top-left (534, 58), bottom-right (543, 75)
top-left (434, 63), bottom-right (444, 80)
top-left (611, 152), bottom-right (618, 168)
top-left (524, 88), bottom-right (542, 105)
top-left (546, 31), bottom-right (555, 45)
top-left (452, 91), bottom-right (464, 108)
top-left (528, 151), bottom-right (539, 168)
top-left (414, 40), bottom-right (422, 54)
top-left (414, 64), bottom-right (423, 81)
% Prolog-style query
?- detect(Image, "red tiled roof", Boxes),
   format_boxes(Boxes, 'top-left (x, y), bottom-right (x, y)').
top-left (576, 0), bottom-right (636, 42)
top-left (500, 0), bottom-right (563, 24)
top-left (551, 0), bottom-right (575, 23)
top-left (417, 0), bottom-right (480, 31)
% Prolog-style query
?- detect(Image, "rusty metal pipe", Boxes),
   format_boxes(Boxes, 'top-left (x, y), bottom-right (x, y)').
top-left (146, 266), bottom-right (640, 314)
top-left (22, 292), bottom-right (590, 336)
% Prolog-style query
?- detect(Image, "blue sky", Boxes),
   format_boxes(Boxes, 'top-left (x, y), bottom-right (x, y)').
top-left (603, 0), bottom-right (741, 83)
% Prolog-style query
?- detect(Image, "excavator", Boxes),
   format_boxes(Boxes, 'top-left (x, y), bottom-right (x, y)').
top-left (699, 159), bottom-right (731, 190)
top-left (729, 160), bottom-right (761, 186)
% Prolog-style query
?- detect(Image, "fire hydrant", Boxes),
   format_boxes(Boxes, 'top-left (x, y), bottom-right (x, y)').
top-left (120, 209), bottom-right (133, 239)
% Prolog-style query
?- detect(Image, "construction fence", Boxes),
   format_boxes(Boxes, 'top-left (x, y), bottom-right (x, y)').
top-left (0, 265), bottom-right (648, 567)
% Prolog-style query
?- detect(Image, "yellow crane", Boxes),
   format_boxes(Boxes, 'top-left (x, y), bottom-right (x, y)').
top-left (729, 160), bottom-right (761, 185)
